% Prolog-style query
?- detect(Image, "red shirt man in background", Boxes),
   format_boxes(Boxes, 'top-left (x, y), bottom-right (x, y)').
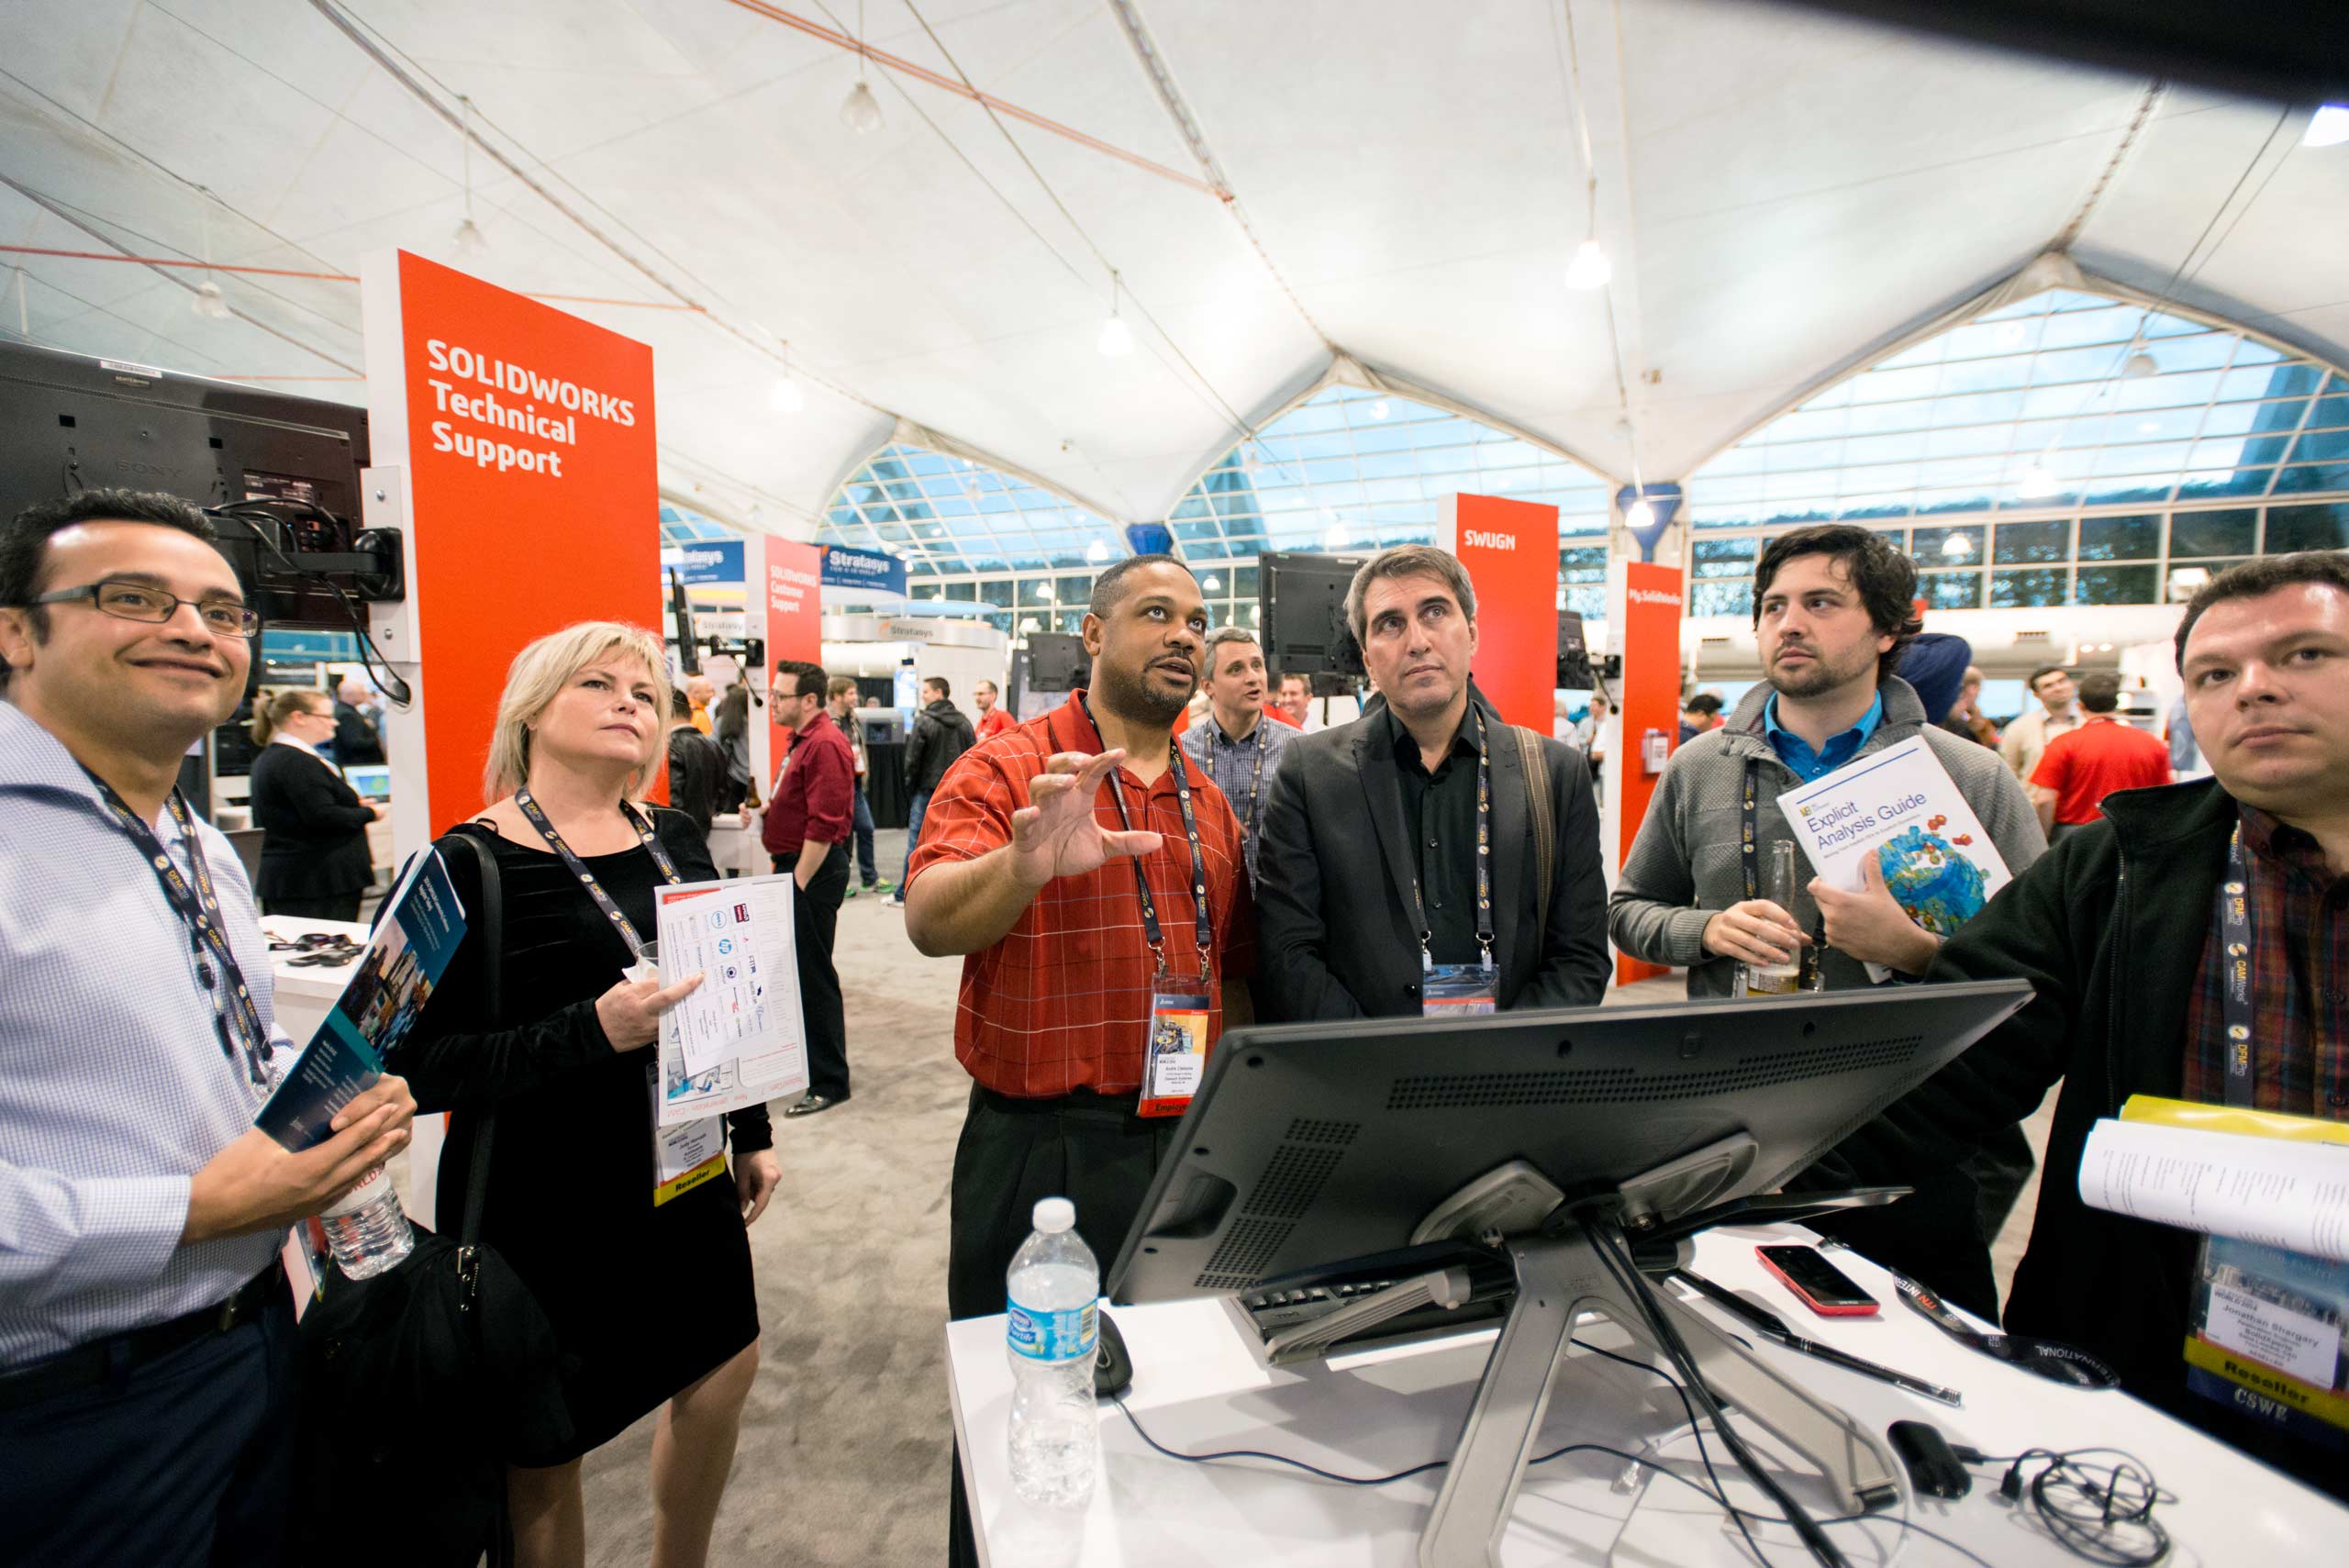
top-left (973, 678), bottom-right (1014, 741)
top-left (761, 658), bottom-right (857, 1114)
top-left (1271, 672), bottom-right (1309, 728)
top-left (2029, 671), bottom-right (2171, 842)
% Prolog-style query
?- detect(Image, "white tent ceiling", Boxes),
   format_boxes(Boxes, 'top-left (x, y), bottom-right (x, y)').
top-left (3, 0), bottom-right (2344, 548)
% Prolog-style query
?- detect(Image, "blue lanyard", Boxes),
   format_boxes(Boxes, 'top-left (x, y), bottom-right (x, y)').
top-left (2218, 825), bottom-right (2254, 1107)
top-left (1077, 694), bottom-right (1213, 974)
top-left (86, 776), bottom-right (271, 1087)
top-left (511, 790), bottom-right (683, 960)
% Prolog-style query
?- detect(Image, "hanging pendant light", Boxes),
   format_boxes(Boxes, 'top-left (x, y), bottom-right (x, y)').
top-left (768, 373), bottom-right (805, 414)
top-left (1564, 238), bottom-right (1611, 290)
top-left (841, 0), bottom-right (884, 134)
top-left (452, 95), bottom-right (489, 255)
top-left (191, 191), bottom-right (231, 319)
top-left (1097, 270), bottom-right (1133, 357)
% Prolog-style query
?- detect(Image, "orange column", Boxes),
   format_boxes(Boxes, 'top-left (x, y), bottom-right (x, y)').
top-left (1611, 560), bottom-right (1683, 985)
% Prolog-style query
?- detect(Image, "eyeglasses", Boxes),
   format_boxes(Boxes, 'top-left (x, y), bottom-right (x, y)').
top-left (31, 580), bottom-right (260, 639)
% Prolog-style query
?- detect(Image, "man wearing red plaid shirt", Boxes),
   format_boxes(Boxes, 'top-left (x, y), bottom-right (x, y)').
top-left (907, 555), bottom-right (1254, 1563)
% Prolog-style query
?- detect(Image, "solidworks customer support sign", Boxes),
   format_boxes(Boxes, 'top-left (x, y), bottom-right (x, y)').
top-left (363, 250), bottom-right (661, 840)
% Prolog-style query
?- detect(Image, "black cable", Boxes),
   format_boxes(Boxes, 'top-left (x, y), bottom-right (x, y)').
top-left (1583, 1218), bottom-right (1840, 1568)
top-left (210, 503), bottom-right (413, 706)
top-left (1111, 1398), bottom-right (2012, 1568)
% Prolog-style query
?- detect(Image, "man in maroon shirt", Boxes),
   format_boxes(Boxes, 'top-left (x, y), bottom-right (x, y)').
top-left (762, 658), bottom-right (857, 1115)
top-left (2028, 671), bottom-right (2171, 841)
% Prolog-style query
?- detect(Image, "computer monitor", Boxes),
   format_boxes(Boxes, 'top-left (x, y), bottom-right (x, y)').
top-left (1258, 550), bottom-right (1364, 679)
top-left (1107, 982), bottom-right (2032, 1565)
top-left (343, 764), bottom-right (393, 801)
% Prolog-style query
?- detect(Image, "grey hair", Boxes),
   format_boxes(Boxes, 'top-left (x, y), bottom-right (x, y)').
top-left (1203, 625), bottom-right (1261, 664)
top-left (1344, 544), bottom-right (1477, 643)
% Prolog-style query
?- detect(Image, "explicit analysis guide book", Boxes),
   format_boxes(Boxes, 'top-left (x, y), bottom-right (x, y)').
top-left (1775, 734), bottom-right (2014, 940)
top-left (254, 849), bottom-right (466, 1151)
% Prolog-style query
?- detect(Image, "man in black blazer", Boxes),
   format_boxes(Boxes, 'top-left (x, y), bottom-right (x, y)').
top-left (1255, 544), bottom-right (1610, 1019)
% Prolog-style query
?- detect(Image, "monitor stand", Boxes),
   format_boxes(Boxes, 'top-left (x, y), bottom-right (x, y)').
top-left (1410, 1160), bottom-right (1901, 1568)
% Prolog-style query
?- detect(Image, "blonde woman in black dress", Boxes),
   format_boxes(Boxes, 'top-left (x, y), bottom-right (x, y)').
top-left (392, 622), bottom-right (780, 1568)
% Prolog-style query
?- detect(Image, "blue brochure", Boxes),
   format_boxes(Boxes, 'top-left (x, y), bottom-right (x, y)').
top-left (255, 848), bottom-right (467, 1151)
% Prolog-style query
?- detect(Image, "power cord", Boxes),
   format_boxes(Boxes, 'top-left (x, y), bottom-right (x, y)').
top-left (209, 501), bottom-right (414, 706)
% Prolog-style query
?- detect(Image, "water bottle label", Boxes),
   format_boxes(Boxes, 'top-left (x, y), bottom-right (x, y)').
top-left (1007, 1299), bottom-right (1097, 1362)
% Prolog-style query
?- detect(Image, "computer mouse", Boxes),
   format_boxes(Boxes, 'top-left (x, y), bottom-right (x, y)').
top-left (1094, 1308), bottom-right (1133, 1398)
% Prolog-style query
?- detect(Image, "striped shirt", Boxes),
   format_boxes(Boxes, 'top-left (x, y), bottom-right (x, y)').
top-left (2182, 804), bottom-right (2349, 1117)
top-left (908, 692), bottom-right (1255, 1098)
top-left (1177, 710), bottom-right (1295, 886)
top-left (0, 700), bottom-right (291, 1367)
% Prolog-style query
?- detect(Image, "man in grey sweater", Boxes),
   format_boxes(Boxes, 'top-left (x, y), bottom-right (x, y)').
top-left (1609, 526), bottom-right (2043, 1315)
top-left (1610, 527), bottom-right (2043, 994)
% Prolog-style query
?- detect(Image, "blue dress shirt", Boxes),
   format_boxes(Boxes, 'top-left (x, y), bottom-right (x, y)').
top-left (1763, 691), bottom-right (1885, 783)
top-left (0, 700), bottom-right (290, 1367)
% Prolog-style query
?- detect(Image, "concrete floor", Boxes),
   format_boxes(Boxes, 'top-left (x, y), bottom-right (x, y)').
top-left (568, 828), bottom-right (2054, 1565)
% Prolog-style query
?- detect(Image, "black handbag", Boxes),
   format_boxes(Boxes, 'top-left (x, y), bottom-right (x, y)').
top-left (291, 833), bottom-right (572, 1568)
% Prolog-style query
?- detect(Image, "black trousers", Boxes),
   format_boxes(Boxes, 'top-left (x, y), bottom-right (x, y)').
top-left (262, 892), bottom-right (362, 923)
top-left (946, 1085), bottom-right (1179, 1565)
top-left (0, 1288), bottom-right (300, 1567)
top-left (775, 843), bottom-right (852, 1100)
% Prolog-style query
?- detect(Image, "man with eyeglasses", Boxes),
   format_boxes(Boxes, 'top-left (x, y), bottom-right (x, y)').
top-left (0, 489), bottom-right (416, 1567)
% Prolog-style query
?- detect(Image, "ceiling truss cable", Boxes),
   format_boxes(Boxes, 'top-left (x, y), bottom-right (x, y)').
top-left (893, 0), bottom-right (1269, 461)
top-left (2051, 80), bottom-right (2168, 251)
top-left (1101, 0), bottom-right (1331, 350)
top-left (0, 173), bottom-right (364, 375)
top-left (307, 0), bottom-right (885, 417)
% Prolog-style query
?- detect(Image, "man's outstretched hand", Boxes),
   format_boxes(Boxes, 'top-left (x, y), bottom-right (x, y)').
top-left (1009, 751), bottom-right (1162, 889)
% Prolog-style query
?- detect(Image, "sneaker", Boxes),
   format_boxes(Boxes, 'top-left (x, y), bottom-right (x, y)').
top-left (871, 879), bottom-right (896, 895)
top-left (885, 893), bottom-right (906, 909)
top-left (843, 884), bottom-right (859, 899)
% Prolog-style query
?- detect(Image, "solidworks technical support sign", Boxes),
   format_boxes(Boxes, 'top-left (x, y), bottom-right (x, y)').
top-left (421, 339), bottom-right (640, 477)
top-left (364, 249), bottom-right (661, 833)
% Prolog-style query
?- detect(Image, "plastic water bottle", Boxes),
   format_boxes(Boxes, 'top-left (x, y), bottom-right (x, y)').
top-left (1005, 1197), bottom-right (1100, 1508)
top-left (317, 1164), bottom-right (415, 1280)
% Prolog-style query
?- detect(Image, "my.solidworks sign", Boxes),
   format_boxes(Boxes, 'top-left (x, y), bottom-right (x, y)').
top-left (820, 543), bottom-right (907, 597)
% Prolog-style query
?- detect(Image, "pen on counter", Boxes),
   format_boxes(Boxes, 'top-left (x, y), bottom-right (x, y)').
top-left (1673, 1268), bottom-right (1964, 1407)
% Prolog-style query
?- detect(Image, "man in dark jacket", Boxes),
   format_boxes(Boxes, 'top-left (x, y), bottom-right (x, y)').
top-left (330, 678), bottom-right (385, 767)
top-left (890, 677), bottom-right (974, 908)
top-left (1818, 551), bottom-right (2349, 1496)
top-left (1255, 544), bottom-right (1611, 1019)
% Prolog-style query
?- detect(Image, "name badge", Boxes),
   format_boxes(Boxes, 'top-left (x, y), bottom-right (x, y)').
top-left (1423, 961), bottom-right (1497, 1018)
top-left (1139, 974), bottom-right (1213, 1118)
top-left (647, 1065), bottom-right (727, 1207)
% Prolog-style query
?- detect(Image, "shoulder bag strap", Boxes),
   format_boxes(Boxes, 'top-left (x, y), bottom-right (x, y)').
top-left (442, 833), bottom-right (504, 1250)
top-left (1513, 727), bottom-right (1554, 958)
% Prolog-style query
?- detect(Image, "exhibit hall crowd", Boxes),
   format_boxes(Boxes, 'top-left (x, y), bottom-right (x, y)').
top-left (2, 487), bottom-right (2343, 1567)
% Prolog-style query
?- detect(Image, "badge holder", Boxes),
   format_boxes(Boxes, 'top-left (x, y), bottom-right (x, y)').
top-left (1140, 952), bottom-right (1213, 1118)
top-left (1423, 939), bottom-right (1498, 1018)
top-left (632, 943), bottom-right (728, 1206)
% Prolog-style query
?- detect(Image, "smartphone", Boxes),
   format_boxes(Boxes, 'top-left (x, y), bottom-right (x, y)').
top-left (1756, 1244), bottom-right (1880, 1317)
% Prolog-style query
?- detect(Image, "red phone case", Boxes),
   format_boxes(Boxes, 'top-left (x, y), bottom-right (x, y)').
top-left (1756, 1246), bottom-right (1880, 1317)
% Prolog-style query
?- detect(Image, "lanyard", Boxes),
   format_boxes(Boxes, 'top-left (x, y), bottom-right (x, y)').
top-left (2218, 824), bottom-right (2255, 1107)
top-left (1078, 695), bottom-right (1214, 973)
top-left (1741, 759), bottom-right (1822, 988)
top-left (84, 774), bottom-right (272, 1087)
top-left (1404, 706), bottom-right (1495, 973)
top-left (512, 789), bottom-right (684, 959)
top-left (1224, 718), bottom-right (1270, 843)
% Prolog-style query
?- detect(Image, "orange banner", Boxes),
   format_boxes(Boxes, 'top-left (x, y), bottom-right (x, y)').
top-left (372, 250), bottom-right (660, 833)
top-left (1442, 493), bottom-right (1558, 731)
top-left (763, 539), bottom-right (822, 773)
top-left (1615, 559), bottom-right (1684, 985)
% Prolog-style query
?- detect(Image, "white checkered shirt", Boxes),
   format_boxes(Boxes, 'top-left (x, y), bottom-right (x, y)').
top-left (0, 700), bottom-right (290, 1368)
